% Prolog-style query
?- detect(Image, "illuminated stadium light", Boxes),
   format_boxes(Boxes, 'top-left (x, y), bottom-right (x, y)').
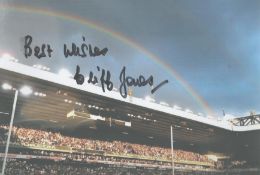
top-left (1, 53), bottom-right (18, 62)
top-left (64, 99), bottom-right (72, 103)
top-left (33, 64), bottom-right (50, 71)
top-left (2, 53), bottom-right (13, 59)
top-left (75, 102), bottom-right (82, 106)
top-left (127, 113), bottom-right (135, 118)
top-left (34, 92), bottom-right (46, 97)
top-left (125, 122), bottom-right (131, 127)
top-left (44, 67), bottom-right (50, 71)
top-left (159, 101), bottom-right (169, 106)
top-left (20, 86), bottom-right (32, 96)
top-left (3, 83), bottom-right (33, 96)
top-left (33, 65), bottom-right (41, 69)
top-left (2, 83), bottom-right (12, 90)
top-left (39, 93), bottom-right (46, 97)
top-left (90, 115), bottom-right (105, 121)
top-left (58, 68), bottom-right (73, 78)
top-left (145, 95), bottom-right (155, 102)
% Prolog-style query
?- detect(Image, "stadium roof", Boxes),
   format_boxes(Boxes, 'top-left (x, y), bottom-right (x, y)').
top-left (0, 60), bottom-right (260, 161)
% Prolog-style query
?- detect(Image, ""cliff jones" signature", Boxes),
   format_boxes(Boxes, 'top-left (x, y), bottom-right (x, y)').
top-left (74, 65), bottom-right (168, 98)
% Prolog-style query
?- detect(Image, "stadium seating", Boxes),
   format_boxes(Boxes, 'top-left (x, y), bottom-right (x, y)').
top-left (0, 125), bottom-right (211, 163)
top-left (1, 125), bottom-right (260, 175)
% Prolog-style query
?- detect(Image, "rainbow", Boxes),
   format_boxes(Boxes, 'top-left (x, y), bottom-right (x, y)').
top-left (0, 4), bottom-right (214, 116)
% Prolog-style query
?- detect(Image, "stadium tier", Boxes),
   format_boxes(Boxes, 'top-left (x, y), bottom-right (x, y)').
top-left (0, 61), bottom-right (260, 174)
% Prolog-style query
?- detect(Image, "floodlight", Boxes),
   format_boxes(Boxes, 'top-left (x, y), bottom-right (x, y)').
top-left (145, 95), bottom-right (155, 102)
top-left (20, 86), bottom-right (32, 96)
top-left (58, 69), bottom-right (72, 77)
top-left (2, 53), bottom-right (18, 62)
top-left (2, 83), bottom-right (12, 90)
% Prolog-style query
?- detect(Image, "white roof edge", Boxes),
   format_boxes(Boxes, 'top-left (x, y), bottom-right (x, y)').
top-left (0, 60), bottom-right (259, 132)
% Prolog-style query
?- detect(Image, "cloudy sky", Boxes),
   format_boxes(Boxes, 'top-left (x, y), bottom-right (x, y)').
top-left (0, 0), bottom-right (259, 118)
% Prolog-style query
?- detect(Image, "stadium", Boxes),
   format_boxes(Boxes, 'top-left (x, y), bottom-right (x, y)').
top-left (0, 59), bottom-right (259, 175)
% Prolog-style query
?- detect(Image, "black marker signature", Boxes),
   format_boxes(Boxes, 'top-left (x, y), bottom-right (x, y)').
top-left (74, 65), bottom-right (113, 93)
top-left (119, 66), bottom-right (168, 98)
top-left (24, 35), bottom-right (53, 59)
top-left (23, 35), bottom-right (108, 59)
top-left (74, 65), bottom-right (168, 99)
top-left (64, 36), bottom-right (108, 58)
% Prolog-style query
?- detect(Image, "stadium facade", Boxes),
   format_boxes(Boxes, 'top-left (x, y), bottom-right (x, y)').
top-left (0, 60), bottom-right (260, 175)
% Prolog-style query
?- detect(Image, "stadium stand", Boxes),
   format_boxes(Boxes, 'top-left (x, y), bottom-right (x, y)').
top-left (0, 125), bottom-right (260, 175)
top-left (0, 62), bottom-right (260, 174)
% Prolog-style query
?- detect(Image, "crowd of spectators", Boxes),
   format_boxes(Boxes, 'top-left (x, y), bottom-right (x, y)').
top-left (0, 125), bottom-right (211, 163)
top-left (3, 149), bottom-right (173, 167)
top-left (2, 159), bottom-right (258, 175)
top-left (1, 126), bottom-right (259, 174)
top-left (2, 159), bottom-right (172, 175)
